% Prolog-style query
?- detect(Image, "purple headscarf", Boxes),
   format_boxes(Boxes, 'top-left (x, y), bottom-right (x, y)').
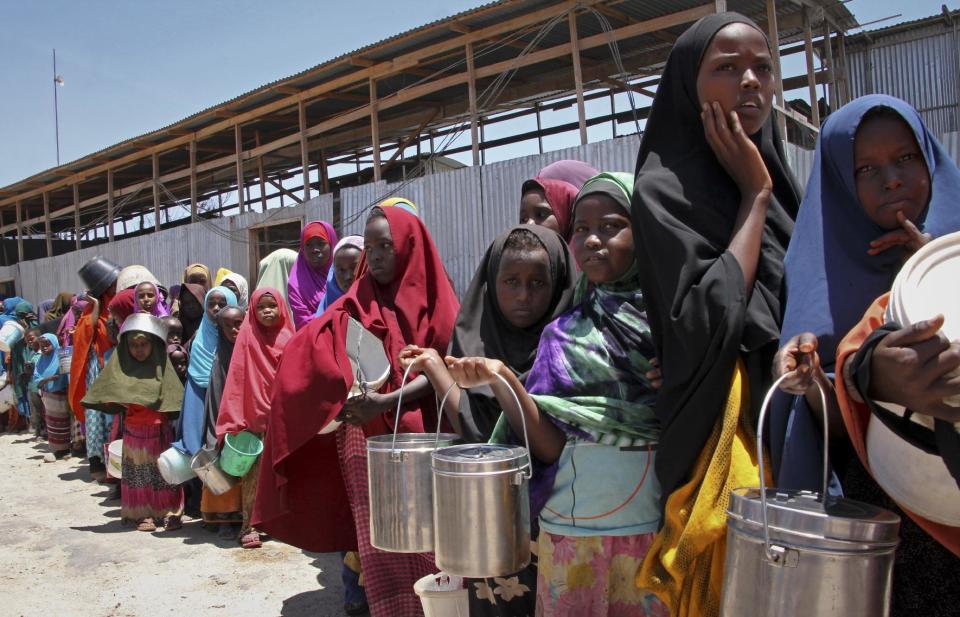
top-left (537, 159), bottom-right (598, 189)
top-left (287, 220), bottom-right (338, 330)
top-left (134, 281), bottom-right (171, 317)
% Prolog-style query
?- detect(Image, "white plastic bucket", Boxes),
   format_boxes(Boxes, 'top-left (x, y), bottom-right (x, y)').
top-left (413, 573), bottom-right (468, 617)
top-left (0, 321), bottom-right (24, 353)
top-left (106, 440), bottom-right (123, 479)
top-left (157, 446), bottom-right (195, 485)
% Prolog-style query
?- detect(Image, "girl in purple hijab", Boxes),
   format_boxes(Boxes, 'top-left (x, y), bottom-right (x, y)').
top-left (287, 220), bottom-right (338, 329)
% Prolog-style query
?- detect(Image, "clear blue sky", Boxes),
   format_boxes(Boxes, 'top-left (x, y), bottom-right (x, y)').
top-left (0, 0), bottom-right (950, 187)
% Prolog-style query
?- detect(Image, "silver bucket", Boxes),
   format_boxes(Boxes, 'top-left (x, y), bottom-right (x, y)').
top-left (367, 365), bottom-right (459, 553)
top-left (720, 376), bottom-right (901, 617)
top-left (190, 447), bottom-right (238, 496)
top-left (432, 374), bottom-right (532, 578)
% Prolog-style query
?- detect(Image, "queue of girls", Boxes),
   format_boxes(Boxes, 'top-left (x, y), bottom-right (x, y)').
top-left (1, 12), bottom-right (957, 617)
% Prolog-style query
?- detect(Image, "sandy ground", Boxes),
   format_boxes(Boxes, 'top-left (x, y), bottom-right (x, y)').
top-left (0, 432), bottom-right (349, 617)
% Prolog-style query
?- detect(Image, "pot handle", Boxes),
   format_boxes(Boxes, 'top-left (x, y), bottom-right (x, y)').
top-left (435, 373), bottom-right (534, 480)
top-left (389, 364), bottom-right (417, 452)
top-left (755, 373), bottom-right (829, 563)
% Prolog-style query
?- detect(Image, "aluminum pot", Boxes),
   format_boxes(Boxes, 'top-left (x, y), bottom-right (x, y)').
top-left (190, 447), bottom-right (237, 496)
top-left (433, 443), bottom-right (531, 577)
top-left (367, 365), bottom-right (460, 553)
top-left (720, 376), bottom-right (901, 617)
top-left (432, 374), bottom-right (533, 578)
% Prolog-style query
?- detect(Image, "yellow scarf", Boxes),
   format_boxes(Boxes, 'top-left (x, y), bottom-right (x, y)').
top-left (636, 359), bottom-right (767, 617)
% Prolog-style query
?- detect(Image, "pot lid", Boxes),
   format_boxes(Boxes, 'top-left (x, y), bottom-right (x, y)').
top-left (890, 231), bottom-right (960, 340)
top-left (366, 432), bottom-right (460, 452)
top-left (432, 444), bottom-right (529, 474)
top-left (728, 488), bottom-right (900, 545)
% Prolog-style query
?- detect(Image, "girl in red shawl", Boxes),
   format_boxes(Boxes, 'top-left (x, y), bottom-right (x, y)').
top-left (253, 205), bottom-right (459, 617)
top-left (216, 287), bottom-right (294, 549)
top-left (519, 159), bottom-right (598, 241)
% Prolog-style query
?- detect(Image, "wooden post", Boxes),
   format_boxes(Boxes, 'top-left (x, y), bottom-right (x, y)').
top-left (466, 42), bottom-right (480, 166)
top-left (609, 89), bottom-right (617, 138)
top-left (535, 103), bottom-right (544, 154)
top-left (320, 148), bottom-right (330, 194)
top-left (152, 152), bottom-right (161, 231)
top-left (15, 200), bottom-right (24, 263)
top-left (568, 10), bottom-right (588, 145)
top-left (73, 184), bottom-right (81, 250)
top-left (235, 123), bottom-right (246, 213)
top-left (190, 140), bottom-right (198, 221)
top-left (43, 192), bottom-right (52, 257)
top-left (837, 31), bottom-right (850, 105)
top-left (479, 117), bottom-right (486, 165)
top-left (370, 79), bottom-right (381, 182)
top-left (822, 21), bottom-right (837, 111)
top-left (802, 7), bottom-right (821, 128)
top-left (107, 168), bottom-right (115, 242)
top-left (766, 0), bottom-right (787, 137)
top-left (256, 131), bottom-right (267, 212)
top-left (298, 100), bottom-right (311, 201)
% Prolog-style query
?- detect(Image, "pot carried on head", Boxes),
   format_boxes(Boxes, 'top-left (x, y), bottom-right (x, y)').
top-left (432, 375), bottom-right (532, 579)
top-left (720, 376), bottom-right (901, 617)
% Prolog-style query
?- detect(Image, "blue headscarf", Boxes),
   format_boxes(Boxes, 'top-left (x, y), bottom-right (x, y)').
top-left (33, 334), bottom-right (67, 392)
top-left (186, 286), bottom-right (238, 388)
top-left (0, 296), bottom-right (24, 326)
top-left (773, 95), bottom-right (960, 489)
top-left (781, 94), bottom-right (960, 367)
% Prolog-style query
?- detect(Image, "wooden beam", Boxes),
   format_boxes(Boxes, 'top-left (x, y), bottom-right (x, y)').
top-left (152, 152), bottom-right (161, 231)
top-left (802, 7), bottom-right (821, 128)
top-left (466, 42), bottom-right (480, 166)
top-left (256, 131), bottom-right (267, 212)
top-left (107, 169), bottom-right (115, 242)
top-left (298, 100), bottom-right (311, 201)
top-left (370, 78), bottom-right (381, 182)
top-left (15, 200), bottom-right (23, 262)
top-left (271, 85), bottom-right (301, 95)
top-left (268, 179), bottom-right (304, 204)
top-left (73, 184), bottom-right (81, 250)
top-left (235, 124), bottom-right (246, 213)
top-left (43, 192), bottom-right (52, 257)
top-left (822, 22), bottom-right (837, 110)
top-left (568, 10), bottom-right (587, 145)
top-left (766, 0), bottom-right (787, 137)
top-left (319, 148), bottom-right (330, 194)
top-left (189, 140), bottom-right (198, 222)
top-left (350, 56), bottom-right (375, 68)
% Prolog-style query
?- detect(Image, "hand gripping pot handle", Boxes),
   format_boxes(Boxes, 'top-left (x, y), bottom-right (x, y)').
top-left (388, 363), bottom-right (533, 479)
top-left (435, 373), bottom-right (533, 480)
top-left (756, 374), bottom-right (829, 563)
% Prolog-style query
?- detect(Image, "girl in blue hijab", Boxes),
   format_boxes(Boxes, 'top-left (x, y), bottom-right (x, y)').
top-left (773, 95), bottom-right (960, 615)
top-left (173, 286), bottom-right (238, 456)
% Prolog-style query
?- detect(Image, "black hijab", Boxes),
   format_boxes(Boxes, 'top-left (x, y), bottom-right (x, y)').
top-left (202, 310), bottom-right (238, 449)
top-left (630, 12), bottom-right (801, 504)
top-left (449, 224), bottom-right (577, 442)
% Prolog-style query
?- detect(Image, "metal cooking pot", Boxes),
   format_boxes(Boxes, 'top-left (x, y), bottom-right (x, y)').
top-left (190, 447), bottom-right (237, 496)
top-left (432, 374), bottom-right (532, 578)
top-left (367, 366), bottom-right (459, 553)
top-left (119, 313), bottom-right (168, 342)
top-left (720, 376), bottom-right (901, 617)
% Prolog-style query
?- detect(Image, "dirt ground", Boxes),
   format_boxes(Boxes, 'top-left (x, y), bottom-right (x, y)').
top-left (0, 432), bottom-right (349, 617)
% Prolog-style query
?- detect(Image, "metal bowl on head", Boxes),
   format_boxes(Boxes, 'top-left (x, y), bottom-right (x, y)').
top-left (119, 313), bottom-right (168, 342)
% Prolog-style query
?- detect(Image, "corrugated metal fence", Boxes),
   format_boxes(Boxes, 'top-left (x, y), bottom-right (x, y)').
top-left (25, 128), bottom-right (948, 302)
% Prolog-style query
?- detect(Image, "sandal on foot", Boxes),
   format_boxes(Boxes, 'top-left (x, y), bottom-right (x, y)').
top-left (164, 516), bottom-right (183, 531)
top-left (137, 518), bottom-right (157, 532)
top-left (240, 531), bottom-right (262, 549)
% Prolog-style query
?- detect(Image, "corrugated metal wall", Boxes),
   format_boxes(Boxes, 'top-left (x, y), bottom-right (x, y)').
top-left (9, 135), bottom-right (817, 302)
top-left (846, 22), bottom-right (960, 137)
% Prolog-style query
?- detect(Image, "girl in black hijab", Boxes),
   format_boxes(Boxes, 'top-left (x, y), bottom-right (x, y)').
top-left (630, 13), bottom-right (800, 616)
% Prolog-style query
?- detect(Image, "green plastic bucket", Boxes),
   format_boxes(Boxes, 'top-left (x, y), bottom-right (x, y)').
top-left (221, 431), bottom-right (263, 477)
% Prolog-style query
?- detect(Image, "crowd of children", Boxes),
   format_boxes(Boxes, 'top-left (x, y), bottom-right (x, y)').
top-left (1, 12), bottom-right (958, 617)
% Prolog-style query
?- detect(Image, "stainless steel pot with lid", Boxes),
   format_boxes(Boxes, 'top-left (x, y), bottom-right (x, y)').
top-left (367, 365), bottom-right (460, 553)
top-left (432, 375), bottom-right (533, 578)
top-left (720, 376), bottom-right (901, 617)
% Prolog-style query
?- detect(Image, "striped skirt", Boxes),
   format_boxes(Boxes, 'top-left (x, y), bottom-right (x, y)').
top-left (121, 421), bottom-right (184, 523)
top-left (42, 391), bottom-right (71, 452)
